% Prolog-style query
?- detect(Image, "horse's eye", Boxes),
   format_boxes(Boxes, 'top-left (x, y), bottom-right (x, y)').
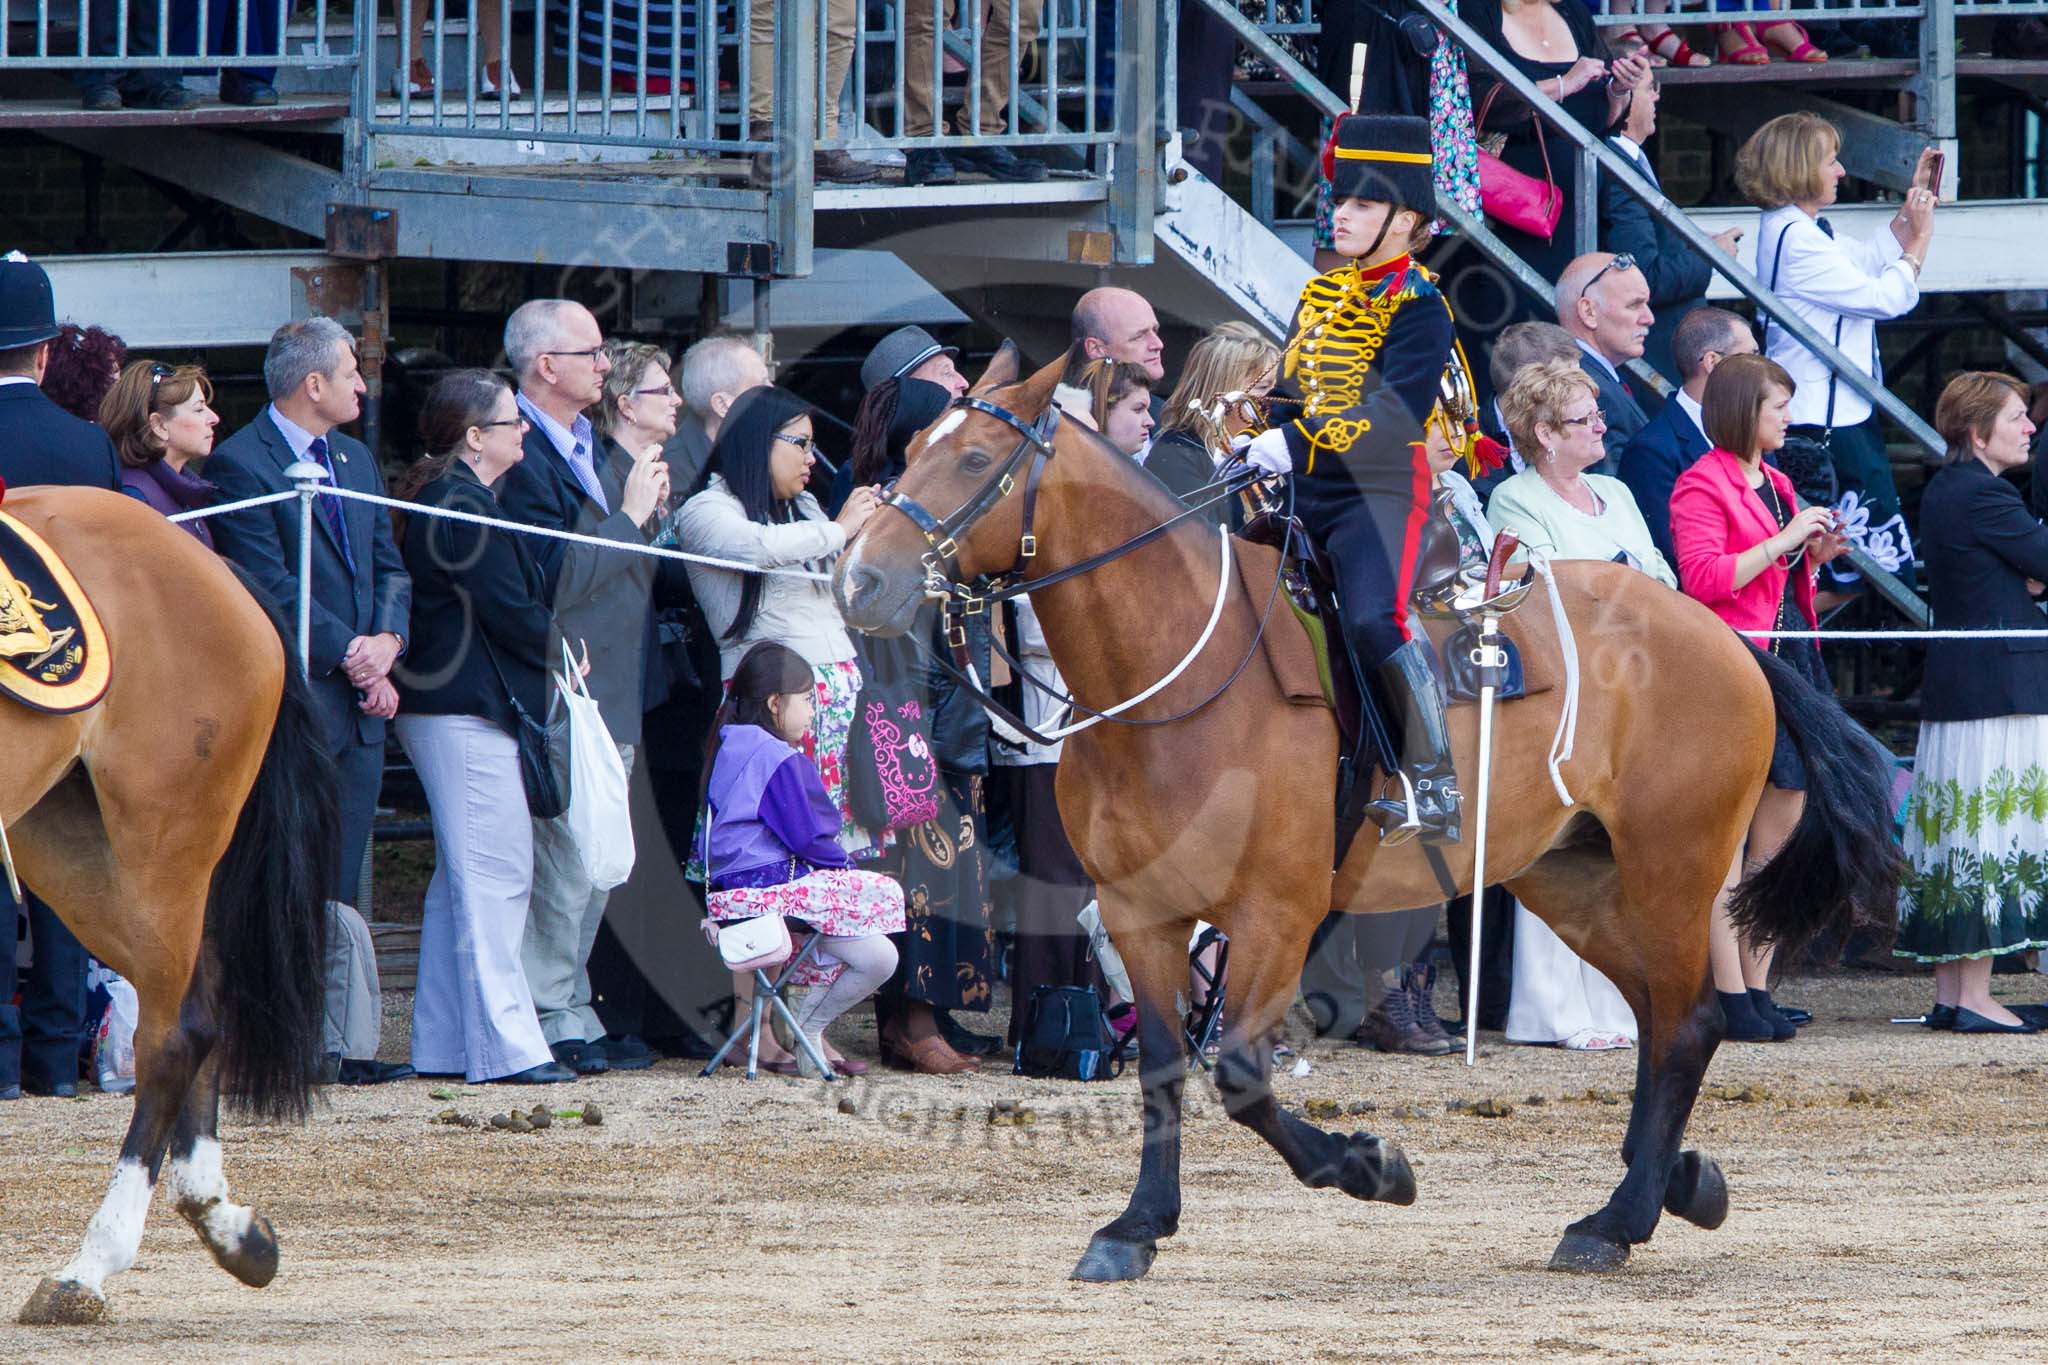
top-left (961, 450), bottom-right (992, 474)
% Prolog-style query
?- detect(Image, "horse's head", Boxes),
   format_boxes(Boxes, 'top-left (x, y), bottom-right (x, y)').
top-left (835, 342), bottom-right (1068, 636)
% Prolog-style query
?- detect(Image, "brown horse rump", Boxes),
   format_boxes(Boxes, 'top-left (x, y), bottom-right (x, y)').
top-left (0, 509), bottom-right (110, 714)
top-left (1231, 537), bottom-right (1559, 713)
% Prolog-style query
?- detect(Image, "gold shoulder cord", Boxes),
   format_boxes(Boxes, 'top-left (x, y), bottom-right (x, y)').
top-left (1284, 262), bottom-right (1424, 475)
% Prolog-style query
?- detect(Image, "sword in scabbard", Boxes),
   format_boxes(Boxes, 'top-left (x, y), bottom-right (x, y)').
top-left (1464, 531), bottom-right (1521, 1066)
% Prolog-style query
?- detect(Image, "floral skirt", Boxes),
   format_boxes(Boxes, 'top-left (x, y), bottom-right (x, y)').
top-left (709, 868), bottom-right (908, 987)
top-left (1896, 715), bottom-right (2048, 963)
top-left (686, 656), bottom-right (879, 882)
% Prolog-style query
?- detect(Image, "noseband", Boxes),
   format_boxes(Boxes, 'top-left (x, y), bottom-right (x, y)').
top-left (880, 392), bottom-right (1059, 629)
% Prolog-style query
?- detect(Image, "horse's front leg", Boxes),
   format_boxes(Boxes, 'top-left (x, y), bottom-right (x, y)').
top-left (1072, 904), bottom-right (1195, 1283)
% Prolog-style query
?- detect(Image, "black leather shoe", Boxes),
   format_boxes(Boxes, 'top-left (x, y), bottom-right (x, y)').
top-left (1924, 1004), bottom-right (1958, 1031)
top-left (2011, 1003), bottom-right (2048, 1029)
top-left (551, 1040), bottom-right (610, 1075)
top-left (125, 81), bottom-right (203, 110)
top-left (592, 1034), bottom-right (655, 1071)
top-left (904, 149), bottom-right (956, 187)
top-left (79, 86), bottom-right (122, 112)
top-left (950, 144), bottom-right (1048, 182)
top-left (221, 74), bottom-right (279, 106)
top-left (493, 1061), bottom-right (577, 1084)
top-left (936, 1010), bottom-right (1001, 1057)
top-left (23, 1078), bottom-right (79, 1098)
top-left (1775, 1004), bottom-right (1813, 1027)
top-left (337, 1058), bottom-right (417, 1085)
top-left (1952, 1007), bottom-right (2039, 1035)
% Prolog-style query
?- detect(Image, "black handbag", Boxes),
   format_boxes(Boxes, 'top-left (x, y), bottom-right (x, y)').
top-left (480, 634), bottom-right (568, 820)
top-left (845, 635), bottom-right (941, 834)
top-left (1013, 985), bottom-right (1124, 1081)
top-left (1765, 221), bottom-right (1843, 510)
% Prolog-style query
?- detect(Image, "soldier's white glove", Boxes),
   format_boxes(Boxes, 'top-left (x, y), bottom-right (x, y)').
top-left (1233, 427), bottom-right (1293, 477)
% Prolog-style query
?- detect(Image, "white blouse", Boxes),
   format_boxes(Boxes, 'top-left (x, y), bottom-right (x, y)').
top-left (1757, 203), bottom-right (1920, 430)
top-left (670, 474), bottom-right (854, 681)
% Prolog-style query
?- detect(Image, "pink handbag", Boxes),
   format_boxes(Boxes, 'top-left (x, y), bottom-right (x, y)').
top-left (1474, 84), bottom-right (1563, 241)
top-left (715, 914), bottom-right (793, 974)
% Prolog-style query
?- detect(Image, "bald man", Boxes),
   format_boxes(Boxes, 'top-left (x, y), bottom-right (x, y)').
top-left (1070, 287), bottom-right (1166, 384)
top-left (1555, 252), bottom-right (1654, 471)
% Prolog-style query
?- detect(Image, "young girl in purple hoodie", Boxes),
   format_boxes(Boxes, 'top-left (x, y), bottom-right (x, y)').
top-left (701, 641), bottom-right (905, 1076)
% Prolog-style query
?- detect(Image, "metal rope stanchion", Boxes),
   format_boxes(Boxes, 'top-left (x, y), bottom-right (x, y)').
top-left (284, 460), bottom-right (329, 679)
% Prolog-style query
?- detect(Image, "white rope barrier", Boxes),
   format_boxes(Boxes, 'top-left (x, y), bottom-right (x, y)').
top-left (166, 489), bottom-right (297, 523)
top-left (1743, 627), bottom-right (2048, 640)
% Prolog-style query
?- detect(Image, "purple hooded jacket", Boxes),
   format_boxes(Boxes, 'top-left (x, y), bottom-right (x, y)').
top-left (700, 723), bottom-right (850, 891)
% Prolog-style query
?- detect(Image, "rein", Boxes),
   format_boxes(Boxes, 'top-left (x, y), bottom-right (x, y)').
top-left (877, 387), bottom-right (1296, 745)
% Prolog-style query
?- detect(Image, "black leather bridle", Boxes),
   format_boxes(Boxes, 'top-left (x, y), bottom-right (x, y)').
top-left (879, 392), bottom-right (1060, 639)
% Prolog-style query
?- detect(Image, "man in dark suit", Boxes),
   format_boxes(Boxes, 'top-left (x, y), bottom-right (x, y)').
top-left (664, 331), bottom-right (768, 501)
top-left (1619, 307), bottom-right (1757, 566)
top-left (1556, 252), bottom-right (1654, 475)
top-left (0, 253), bottom-right (119, 1101)
top-left (207, 317), bottom-right (415, 1086)
top-left (1597, 40), bottom-right (1743, 385)
top-left (497, 299), bottom-right (674, 1076)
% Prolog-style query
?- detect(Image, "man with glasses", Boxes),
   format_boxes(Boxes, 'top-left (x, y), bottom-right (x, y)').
top-left (1619, 307), bottom-right (1759, 566)
top-left (1555, 251), bottom-right (1655, 474)
top-left (496, 299), bottom-right (675, 1078)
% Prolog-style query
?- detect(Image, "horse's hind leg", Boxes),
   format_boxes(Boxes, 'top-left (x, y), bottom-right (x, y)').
top-left (165, 958), bottom-right (280, 1289)
top-left (1072, 901), bottom-right (1193, 1283)
top-left (1211, 910), bottom-right (1417, 1207)
top-left (1509, 838), bottom-right (1727, 1274)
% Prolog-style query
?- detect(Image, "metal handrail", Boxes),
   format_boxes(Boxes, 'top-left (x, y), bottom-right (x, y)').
top-left (1412, 0), bottom-right (1943, 462)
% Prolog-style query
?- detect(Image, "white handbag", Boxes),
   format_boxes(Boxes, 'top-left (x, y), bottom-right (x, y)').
top-left (557, 639), bottom-right (635, 891)
top-left (715, 914), bottom-right (794, 973)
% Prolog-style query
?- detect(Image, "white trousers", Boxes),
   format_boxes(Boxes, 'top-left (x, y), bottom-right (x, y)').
top-left (1503, 902), bottom-right (1637, 1045)
top-left (396, 713), bottom-right (553, 1082)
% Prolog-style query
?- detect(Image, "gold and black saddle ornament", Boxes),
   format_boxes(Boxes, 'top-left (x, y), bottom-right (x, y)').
top-left (0, 505), bottom-right (112, 714)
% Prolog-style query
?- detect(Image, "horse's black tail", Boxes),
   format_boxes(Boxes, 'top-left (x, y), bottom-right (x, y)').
top-left (1728, 643), bottom-right (1902, 959)
top-left (206, 562), bottom-right (339, 1122)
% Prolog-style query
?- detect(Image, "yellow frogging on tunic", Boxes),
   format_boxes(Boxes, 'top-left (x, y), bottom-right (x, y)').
top-left (1283, 261), bottom-right (1424, 477)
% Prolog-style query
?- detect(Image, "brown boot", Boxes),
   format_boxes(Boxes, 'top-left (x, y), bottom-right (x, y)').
top-left (1358, 970), bottom-right (1455, 1056)
top-left (879, 1026), bottom-right (978, 1075)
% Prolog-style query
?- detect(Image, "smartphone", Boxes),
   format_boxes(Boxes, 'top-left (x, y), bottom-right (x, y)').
top-left (1927, 148), bottom-right (1946, 197)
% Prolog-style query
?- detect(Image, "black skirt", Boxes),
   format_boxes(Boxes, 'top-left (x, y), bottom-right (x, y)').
top-left (1766, 637), bottom-right (1831, 791)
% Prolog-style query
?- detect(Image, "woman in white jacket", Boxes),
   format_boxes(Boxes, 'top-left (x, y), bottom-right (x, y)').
top-left (1737, 112), bottom-right (1937, 593)
top-left (667, 385), bottom-right (883, 1073)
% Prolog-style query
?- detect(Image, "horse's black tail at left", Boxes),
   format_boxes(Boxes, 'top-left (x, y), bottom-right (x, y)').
top-left (1729, 643), bottom-right (1903, 959)
top-left (206, 561), bottom-right (339, 1122)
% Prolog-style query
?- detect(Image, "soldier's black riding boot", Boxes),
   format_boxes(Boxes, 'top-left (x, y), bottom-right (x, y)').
top-left (1365, 639), bottom-right (1462, 846)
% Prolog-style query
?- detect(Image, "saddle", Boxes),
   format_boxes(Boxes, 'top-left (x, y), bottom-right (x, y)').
top-left (1236, 491), bottom-right (1557, 861)
top-left (0, 507), bottom-right (112, 714)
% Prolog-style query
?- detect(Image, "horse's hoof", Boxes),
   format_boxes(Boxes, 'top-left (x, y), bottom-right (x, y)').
top-left (1335, 1133), bottom-right (1418, 1206)
top-left (1663, 1151), bottom-right (1728, 1230)
top-left (18, 1277), bottom-right (107, 1326)
top-left (218, 1213), bottom-right (281, 1288)
top-left (1070, 1233), bottom-right (1156, 1283)
top-left (1549, 1231), bottom-right (1630, 1274)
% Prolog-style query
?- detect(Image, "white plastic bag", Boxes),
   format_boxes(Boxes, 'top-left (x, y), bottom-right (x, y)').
top-left (557, 640), bottom-right (634, 890)
top-left (93, 974), bottom-right (138, 1094)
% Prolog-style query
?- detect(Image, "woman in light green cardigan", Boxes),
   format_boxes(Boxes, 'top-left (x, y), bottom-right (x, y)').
top-left (1487, 358), bottom-right (1677, 591)
top-left (1482, 357), bottom-right (1672, 1051)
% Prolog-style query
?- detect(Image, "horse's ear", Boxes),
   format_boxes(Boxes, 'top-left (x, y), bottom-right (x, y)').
top-left (970, 341), bottom-right (1023, 394)
top-left (1005, 347), bottom-right (1070, 420)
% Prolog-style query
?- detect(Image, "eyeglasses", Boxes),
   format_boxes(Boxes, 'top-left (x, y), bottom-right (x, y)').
top-left (633, 383), bottom-right (678, 399)
top-left (543, 347), bottom-right (607, 364)
top-left (775, 433), bottom-right (817, 454)
top-left (1561, 413), bottom-right (1607, 430)
top-left (1581, 252), bottom-right (1637, 297)
top-left (477, 417), bottom-right (530, 431)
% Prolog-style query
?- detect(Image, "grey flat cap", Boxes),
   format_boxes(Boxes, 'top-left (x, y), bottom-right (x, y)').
top-left (860, 325), bottom-right (957, 392)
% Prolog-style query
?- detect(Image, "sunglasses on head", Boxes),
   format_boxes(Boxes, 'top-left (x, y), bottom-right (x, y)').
top-left (1581, 252), bottom-right (1637, 297)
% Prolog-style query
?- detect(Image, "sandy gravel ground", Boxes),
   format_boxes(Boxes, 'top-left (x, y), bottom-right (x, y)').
top-left (4, 971), bottom-right (2047, 1362)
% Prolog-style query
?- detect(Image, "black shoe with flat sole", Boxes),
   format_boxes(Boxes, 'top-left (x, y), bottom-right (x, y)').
top-left (1952, 1007), bottom-right (2039, 1035)
top-left (493, 1061), bottom-right (577, 1084)
top-left (1924, 1003), bottom-right (1958, 1030)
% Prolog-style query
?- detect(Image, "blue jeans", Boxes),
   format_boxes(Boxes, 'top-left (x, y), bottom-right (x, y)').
top-left (1, 889), bottom-right (90, 1093)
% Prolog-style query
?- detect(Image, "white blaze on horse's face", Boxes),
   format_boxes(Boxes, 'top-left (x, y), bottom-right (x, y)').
top-left (923, 408), bottom-right (968, 450)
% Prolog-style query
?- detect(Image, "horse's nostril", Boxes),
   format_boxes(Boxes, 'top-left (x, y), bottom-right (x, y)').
top-left (846, 566), bottom-right (884, 609)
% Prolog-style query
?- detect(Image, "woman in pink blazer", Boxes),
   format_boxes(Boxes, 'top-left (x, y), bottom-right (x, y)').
top-left (1670, 354), bottom-right (1850, 1044)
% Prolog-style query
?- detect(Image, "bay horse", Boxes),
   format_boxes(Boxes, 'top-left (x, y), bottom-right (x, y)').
top-left (6, 486), bottom-right (333, 1325)
top-left (834, 347), bottom-right (1899, 1280)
